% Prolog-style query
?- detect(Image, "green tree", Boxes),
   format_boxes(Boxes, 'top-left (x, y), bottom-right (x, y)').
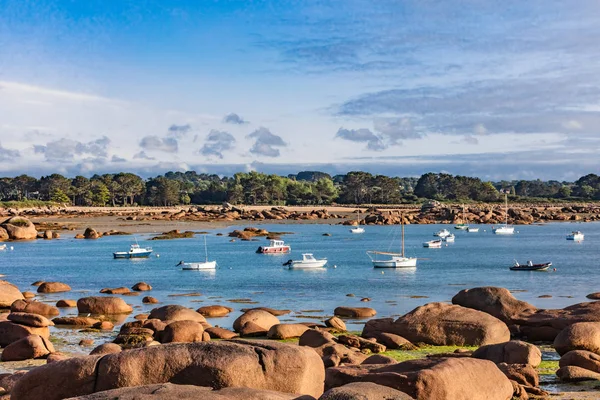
top-left (314, 178), bottom-right (338, 204)
top-left (50, 188), bottom-right (70, 203)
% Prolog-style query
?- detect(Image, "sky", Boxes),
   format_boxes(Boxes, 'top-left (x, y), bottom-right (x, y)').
top-left (1, 0), bottom-right (600, 181)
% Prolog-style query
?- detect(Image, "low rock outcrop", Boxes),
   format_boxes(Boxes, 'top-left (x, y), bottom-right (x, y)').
top-left (11, 340), bottom-right (325, 400)
top-left (362, 303), bottom-right (510, 346)
top-left (11, 299), bottom-right (59, 316)
top-left (472, 340), bottom-right (542, 367)
top-left (0, 280), bottom-right (24, 308)
top-left (1, 334), bottom-right (55, 361)
top-left (267, 324), bottom-right (310, 340)
top-left (197, 305), bottom-right (234, 317)
top-left (77, 297), bottom-right (133, 314)
top-left (334, 307), bottom-right (376, 318)
top-left (325, 357), bottom-right (513, 400)
top-left (148, 305), bottom-right (206, 323)
top-left (37, 281), bottom-right (71, 293)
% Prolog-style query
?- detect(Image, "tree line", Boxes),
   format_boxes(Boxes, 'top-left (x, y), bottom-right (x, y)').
top-left (0, 171), bottom-right (598, 206)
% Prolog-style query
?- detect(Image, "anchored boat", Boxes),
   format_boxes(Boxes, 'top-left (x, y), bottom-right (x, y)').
top-left (283, 253), bottom-right (327, 269)
top-left (509, 261), bottom-right (552, 271)
top-left (433, 229), bottom-right (451, 238)
top-left (493, 194), bottom-right (515, 235)
top-left (113, 242), bottom-right (153, 259)
top-left (256, 239), bottom-right (291, 254)
top-left (423, 239), bottom-right (442, 248)
top-left (367, 219), bottom-right (417, 268)
top-left (179, 236), bottom-right (217, 270)
top-left (566, 231), bottom-right (584, 241)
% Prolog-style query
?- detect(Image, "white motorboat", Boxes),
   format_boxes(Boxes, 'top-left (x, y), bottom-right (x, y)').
top-left (566, 231), bottom-right (584, 241)
top-left (443, 234), bottom-right (455, 242)
top-left (349, 210), bottom-right (365, 234)
top-left (179, 236), bottom-right (217, 270)
top-left (433, 229), bottom-right (450, 238)
top-left (493, 194), bottom-right (515, 235)
top-left (367, 219), bottom-right (417, 268)
top-left (283, 253), bottom-right (327, 269)
top-left (467, 226), bottom-right (480, 233)
top-left (423, 239), bottom-right (442, 248)
top-left (113, 240), bottom-right (153, 259)
top-left (0, 244), bottom-right (6, 251)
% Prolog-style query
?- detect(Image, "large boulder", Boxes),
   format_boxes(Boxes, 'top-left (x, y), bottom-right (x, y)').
top-left (90, 343), bottom-right (123, 356)
top-left (160, 320), bottom-right (205, 343)
top-left (0, 321), bottom-right (50, 347)
top-left (11, 299), bottom-right (59, 316)
top-left (267, 324), bottom-right (310, 340)
top-left (319, 382), bottom-right (413, 400)
top-left (53, 317), bottom-right (100, 326)
top-left (37, 281), bottom-right (71, 293)
top-left (559, 350), bottom-right (600, 373)
top-left (472, 340), bottom-right (542, 367)
top-left (496, 363), bottom-right (538, 387)
top-left (372, 303), bottom-right (510, 346)
top-left (84, 227), bottom-right (100, 239)
top-left (0, 280), bottom-right (24, 308)
top-left (77, 297), bottom-right (133, 314)
top-left (325, 357), bottom-right (513, 400)
top-left (148, 305), bottom-right (206, 323)
top-left (554, 322), bottom-right (600, 356)
top-left (1, 216), bottom-right (37, 240)
top-left (454, 287), bottom-right (600, 341)
top-left (233, 309), bottom-right (280, 333)
top-left (556, 365), bottom-right (600, 382)
top-left (7, 312), bottom-right (54, 327)
top-left (1, 334), bottom-right (55, 361)
top-left (11, 340), bottom-right (325, 400)
top-left (334, 307), bottom-right (376, 319)
top-left (205, 327), bottom-right (238, 339)
top-left (452, 287), bottom-right (536, 324)
top-left (65, 383), bottom-right (309, 399)
top-left (131, 282), bottom-right (152, 291)
top-left (197, 305), bottom-right (234, 317)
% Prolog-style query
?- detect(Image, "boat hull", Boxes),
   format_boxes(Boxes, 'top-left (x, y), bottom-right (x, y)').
top-left (423, 241), bottom-right (442, 248)
top-left (467, 228), bottom-right (479, 233)
top-left (350, 227), bottom-right (365, 234)
top-left (181, 261), bottom-right (217, 270)
top-left (567, 235), bottom-right (584, 241)
top-left (288, 260), bottom-right (327, 269)
top-left (372, 257), bottom-right (417, 268)
top-left (493, 226), bottom-right (515, 235)
top-left (454, 225), bottom-right (468, 230)
top-left (113, 251), bottom-right (153, 259)
top-left (257, 246), bottom-right (291, 254)
top-left (510, 262), bottom-right (552, 271)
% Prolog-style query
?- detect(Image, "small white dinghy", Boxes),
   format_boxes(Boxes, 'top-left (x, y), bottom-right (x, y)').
top-left (179, 236), bottom-right (217, 270)
top-left (283, 253), bottom-right (327, 269)
top-left (467, 226), bottom-right (480, 233)
top-left (443, 234), bottom-right (455, 243)
top-left (0, 244), bottom-right (7, 251)
top-left (423, 239), bottom-right (442, 248)
top-left (433, 229), bottom-right (450, 238)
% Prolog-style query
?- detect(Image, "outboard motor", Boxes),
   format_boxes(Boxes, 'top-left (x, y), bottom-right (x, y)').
top-left (283, 259), bottom-right (293, 266)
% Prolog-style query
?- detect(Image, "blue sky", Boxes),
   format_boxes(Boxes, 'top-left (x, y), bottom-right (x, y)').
top-left (1, 0), bottom-right (599, 180)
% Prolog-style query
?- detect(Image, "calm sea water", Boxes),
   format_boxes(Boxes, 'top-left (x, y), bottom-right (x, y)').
top-left (1, 222), bottom-right (598, 332)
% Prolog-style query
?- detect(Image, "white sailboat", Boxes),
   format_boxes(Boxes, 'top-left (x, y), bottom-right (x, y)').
top-left (493, 194), bottom-right (515, 235)
top-left (367, 219), bottom-right (417, 268)
top-left (350, 209), bottom-right (365, 234)
top-left (178, 236), bottom-right (217, 270)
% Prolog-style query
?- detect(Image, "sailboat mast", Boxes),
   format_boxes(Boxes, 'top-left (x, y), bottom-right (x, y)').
top-left (204, 235), bottom-right (208, 262)
top-left (505, 194), bottom-right (508, 226)
top-left (401, 219), bottom-right (405, 257)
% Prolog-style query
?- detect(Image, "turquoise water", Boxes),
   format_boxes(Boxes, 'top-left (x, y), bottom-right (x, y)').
top-left (0, 222), bottom-right (598, 331)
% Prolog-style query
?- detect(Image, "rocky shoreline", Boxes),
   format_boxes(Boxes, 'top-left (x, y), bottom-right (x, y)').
top-left (2, 277), bottom-right (600, 399)
top-left (0, 202), bottom-right (599, 241)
